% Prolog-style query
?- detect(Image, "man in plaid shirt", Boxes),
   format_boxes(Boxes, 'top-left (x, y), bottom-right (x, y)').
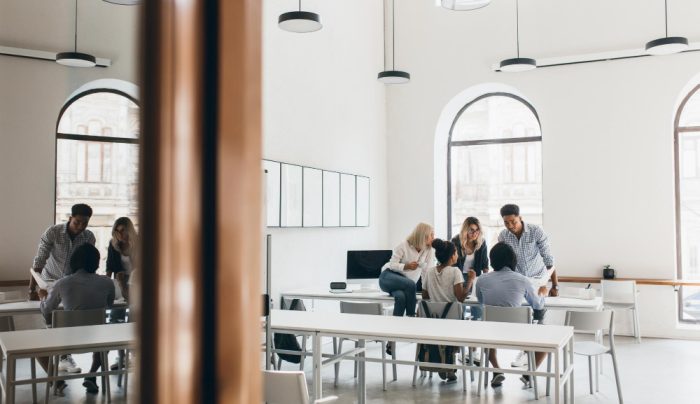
top-left (29, 203), bottom-right (96, 298)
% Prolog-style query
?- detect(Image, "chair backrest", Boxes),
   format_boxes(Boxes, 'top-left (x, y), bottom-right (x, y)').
top-left (483, 305), bottom-right (532, 324)
top-left (51, 308), bottom-right (106, 328)
top-left (281, 297), bottom-right (307, 312)
top-left (417, 301), bottom-right (463, 320)
top-left (340, 301), bottom-right (383, 316)
top-left (263, 370), bottom-right (310, 404)
top-left (601, 280), bottom-right (637, 305)
top-left (565, 310), bottom-right (614, 333)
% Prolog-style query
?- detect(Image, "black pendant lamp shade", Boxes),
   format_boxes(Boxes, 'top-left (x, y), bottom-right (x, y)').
top-left (646, 0), bottom-right (688, 55)
top-left (279, 1), bottom-right (322, 33)
top-left (56, 0), bottom-right (96, 68)
top-left (378, 0), bottom-right (410, 84)
top-left (102, 0), bottom-right (140, 4)
top-left (499, 0), bottom-right (535, 72)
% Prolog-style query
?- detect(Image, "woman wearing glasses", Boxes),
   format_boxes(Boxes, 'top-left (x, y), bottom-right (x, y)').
top-left (451, 217), bottom-right (489, 319)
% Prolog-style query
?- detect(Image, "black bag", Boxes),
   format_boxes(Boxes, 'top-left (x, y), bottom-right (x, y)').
top-left (273, 299), bottom-right (306, 364)
top-left (417, 301), bottom-right (458, 373)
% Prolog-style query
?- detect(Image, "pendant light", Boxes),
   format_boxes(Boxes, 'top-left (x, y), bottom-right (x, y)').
top-left (441, 0), bottom-right (491, 11)
top-left (279, 0), bottom-right (322, 33)
top-left (102, 0), bottom-right (140, 4)
top-left (56, 0), bottom-right (96, 67)
top-left (645, 0), bottom-right (688, 55)
top-left (499, 0), bottom-right (536, 72)
top-left (378, 0), bottom-right (410, 84)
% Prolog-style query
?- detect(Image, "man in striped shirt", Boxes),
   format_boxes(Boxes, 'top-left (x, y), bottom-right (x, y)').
top-left (30, 204), bottom-right (96, 297)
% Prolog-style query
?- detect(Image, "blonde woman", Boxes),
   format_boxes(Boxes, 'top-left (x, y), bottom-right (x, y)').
top-left (451, 217), bottom-right (489, 319)
top-left (379, 223), bottom-right (435, 318)
top-left (106, 217), bottom-right (138, 304)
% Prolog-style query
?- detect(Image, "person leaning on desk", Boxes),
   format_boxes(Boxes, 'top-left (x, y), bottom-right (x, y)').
top-left (474, 242), bottom-right (548, 389)
top-left (38, 244), bottom-right (115, 396)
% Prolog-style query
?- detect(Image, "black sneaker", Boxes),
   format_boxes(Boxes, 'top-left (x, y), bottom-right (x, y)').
top-left (53, 381), bottom-right (67, 396)
top-left (520, 374), bottom-right (532, 388)
top-left (446, 372), bottom-right (457, 382)
top-left (83, 377), bottom-right (99, 394)
top-left (385, 342), bottom-right (393, 356)
top-left (491, 373), bottom-right (505, 388)
top-left (437, 371), bottom-right (447, 380)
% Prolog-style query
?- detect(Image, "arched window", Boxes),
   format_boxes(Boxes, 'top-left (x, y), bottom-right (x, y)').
top-left (56, 90), bottom-right (139, 267)
top-left (448, 93), bottom-right (542, 244)
top-left (675, 84), bottom-right (700, 322)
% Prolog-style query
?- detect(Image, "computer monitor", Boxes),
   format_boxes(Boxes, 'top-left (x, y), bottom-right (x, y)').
top-left (346, 250), bottom-right (392, 290)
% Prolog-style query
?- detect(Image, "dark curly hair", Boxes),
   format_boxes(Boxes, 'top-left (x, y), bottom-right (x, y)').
top-left (431, 238), bottom-right (456, 265)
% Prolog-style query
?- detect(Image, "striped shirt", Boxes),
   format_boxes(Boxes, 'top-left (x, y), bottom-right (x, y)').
top-left (32, 222), bottom-right (96, 281)
top-left (498, 222), bottom-right (554, 279)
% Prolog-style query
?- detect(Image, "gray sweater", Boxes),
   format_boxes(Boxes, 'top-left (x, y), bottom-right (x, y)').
top-left (40, 269), bottom-right (115, 324)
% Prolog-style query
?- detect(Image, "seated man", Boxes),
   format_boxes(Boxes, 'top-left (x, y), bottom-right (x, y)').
top-left (39, 244), bottom-right (115, 396)
top-left (474, 242), bottom-right (547, 388)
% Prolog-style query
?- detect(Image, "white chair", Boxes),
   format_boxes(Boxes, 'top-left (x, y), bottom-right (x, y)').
top-left (263, 370), bottom-right (338, 404)
top-left (479, 305), bottom-right (540, 399)
top-left (411, 301), bottom-right (470, 392)
top-left (601, 280), bottom-right (641, 343)
top-left (333, 301), bottom-right (396, 390)
top-left (565, 310), bottom-right (623, 404)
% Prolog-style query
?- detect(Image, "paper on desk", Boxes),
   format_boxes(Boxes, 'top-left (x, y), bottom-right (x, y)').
top-left (29, 267), bottom-right (53, 290)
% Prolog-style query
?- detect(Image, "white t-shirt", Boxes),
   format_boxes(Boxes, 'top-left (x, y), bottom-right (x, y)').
top-left (423, 265), bottom-right (463, 302)
top-left (463, 253), bottom-right (475, 273)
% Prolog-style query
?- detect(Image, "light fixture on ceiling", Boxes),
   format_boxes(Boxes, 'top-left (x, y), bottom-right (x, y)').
top-left (102, 0), bottom-right (140, 4)
top-left (56, 0), bottom-right (96, 67)
top-left (279, 0), bottom-right (322, 33)
top-left (499, 0), bottom-right (536, 72)
top-left (645, 0), bottom-right (688, 55)
top-left (378, 0), bottom-right (410, 84)
top-left (440, 0), bottom-right (491, 11)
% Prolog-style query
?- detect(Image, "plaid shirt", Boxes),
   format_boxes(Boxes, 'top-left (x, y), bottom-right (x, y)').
top-left (498, 222), bottom-right (554, 279)
top-left (32, 222), bottom-right (96, 281)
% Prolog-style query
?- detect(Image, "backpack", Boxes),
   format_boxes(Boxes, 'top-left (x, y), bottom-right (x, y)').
top-left (273, 298), bottom-right (306, 364)
top-left (416, 301), bottom-right (458, 373)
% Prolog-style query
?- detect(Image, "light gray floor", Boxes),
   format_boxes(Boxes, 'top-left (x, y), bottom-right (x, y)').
top-left (272, 334), bottom-right (700, 404)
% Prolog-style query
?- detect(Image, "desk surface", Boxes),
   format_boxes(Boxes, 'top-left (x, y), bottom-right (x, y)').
top-left (0, 299), bottom-right (128, 315)
top-left (281, 288), bottom-right (602, 310)
top-left (0, 323), bottom-right (134, 355)
top-left (271, 309), bottom-right (573, 350)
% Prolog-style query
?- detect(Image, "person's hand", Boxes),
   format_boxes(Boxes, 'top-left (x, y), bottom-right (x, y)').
top-left (538, 286), bottom-right (548, 296)
top-left (37, 289), bottom-right (48, 300)
top-left (404, 261), bottom-right (419, 270)
top-left (467, 270), bottom-right (476, 281)
top-left (548, 287), bottom-right (559, 297)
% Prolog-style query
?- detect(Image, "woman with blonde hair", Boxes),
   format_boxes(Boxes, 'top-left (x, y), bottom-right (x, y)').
top-left (379, 223), bottom-right (435, 318)
top-left (106, 217), bottom-right (138, 305)
top-left (451, 217), bottom-right (489, 319)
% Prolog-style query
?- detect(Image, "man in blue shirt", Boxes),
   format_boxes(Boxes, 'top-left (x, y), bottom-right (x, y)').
top-left (475, 242), bottom-right (548, 388)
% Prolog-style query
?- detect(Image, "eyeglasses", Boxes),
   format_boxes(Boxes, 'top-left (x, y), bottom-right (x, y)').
top-left (467, 228), bottom-right (480, 234)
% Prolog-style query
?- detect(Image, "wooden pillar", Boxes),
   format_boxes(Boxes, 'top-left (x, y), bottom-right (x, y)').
top-left (138, 1), bottom-right (262, 403)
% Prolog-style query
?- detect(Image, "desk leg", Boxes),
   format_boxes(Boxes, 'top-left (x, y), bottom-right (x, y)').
top-left (312, 333), bottom-right (322, 400)
top-left (6, 356), bottom-right (14, 404)
top-left (358, 339), bottom-right (366, 404)
top-left (569, 339), bottom-right (575, 403)
top-left (554, 350), bottom-right (560, 404)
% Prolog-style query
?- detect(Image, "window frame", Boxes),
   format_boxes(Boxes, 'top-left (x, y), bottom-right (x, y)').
top-left (54, 88), bottom-right (140, 222)
top-left (674, 83), bottom-right (700, 324)
top-left (446, 92), bottom-right (543, 237)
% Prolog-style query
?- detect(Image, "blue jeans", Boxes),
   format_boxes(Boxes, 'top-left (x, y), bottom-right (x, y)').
top-left (469, 304), bottom-right (482, 320)
top-left (379, 270), bottom-right (417, 317)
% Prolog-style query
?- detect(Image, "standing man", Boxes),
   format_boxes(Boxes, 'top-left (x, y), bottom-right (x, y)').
top-left (30, 203), bottom-right (96, 298)
top-left (498, 203), bottom-right (558, 367)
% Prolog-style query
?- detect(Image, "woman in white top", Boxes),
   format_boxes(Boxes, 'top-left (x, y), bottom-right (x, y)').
top-left (379, 223), bottom-right (435, 317)
top-left (422, 239), bottom-right (467, 303)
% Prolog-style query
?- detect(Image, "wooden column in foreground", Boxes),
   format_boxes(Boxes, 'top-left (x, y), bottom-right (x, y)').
top-left (139, 1), bottom-right (262, 403)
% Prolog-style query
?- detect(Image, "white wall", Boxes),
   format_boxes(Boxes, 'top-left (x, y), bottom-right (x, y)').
top-left (386, 0), bottom-right (700, 337)
top-left (262, 0), bottom-right (388, 302)
top-left (0, 0), bottom-right (137, 281)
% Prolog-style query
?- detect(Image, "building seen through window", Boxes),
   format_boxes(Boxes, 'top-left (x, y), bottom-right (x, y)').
top-left (448, 94), bottom-right (542, 245)
top-left (56, 91), bottom-right (139, 271)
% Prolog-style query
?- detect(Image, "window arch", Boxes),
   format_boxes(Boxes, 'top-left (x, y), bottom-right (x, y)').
top-left (675, 83), bottom-right (700, 322)
top-left (448, 93), bottom-right (542, 244)
top-left (56, 89), bottom-right (139, 267)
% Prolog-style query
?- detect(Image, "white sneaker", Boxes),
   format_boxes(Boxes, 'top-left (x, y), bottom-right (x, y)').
top-left (58, 355), bottom-right (82, 373)
top-left (510, 351), bottom-right (528, 367)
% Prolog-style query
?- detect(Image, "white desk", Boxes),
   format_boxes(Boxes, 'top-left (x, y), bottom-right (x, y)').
top-left (0, 323), bottom-right (134, 404)
top-left (281, 288), bottom-right (603, 312)
top-left (270, 309), bottom-right (575, 404)
top-left (0, 300), bottom-right (128, 320)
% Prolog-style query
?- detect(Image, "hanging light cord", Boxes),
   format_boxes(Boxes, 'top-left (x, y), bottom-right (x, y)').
top-left (392, 0), bottom-right (396, 69)
top-left (383, 0), bottom-right (387, 69)
top-left (664, 0), bottom-right (668, 38)
top-left (515, 0), bottom-right (520, 58)
top-left (298, 0), bottom-right (301, 12)
top-left (74, 0), bottom-right (78, 52)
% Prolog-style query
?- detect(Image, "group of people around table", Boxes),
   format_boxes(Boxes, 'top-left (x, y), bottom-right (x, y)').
top-left (27, 203), bottom-right (138, 396)
top-left (379, 203), bottom-right (558, 388)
